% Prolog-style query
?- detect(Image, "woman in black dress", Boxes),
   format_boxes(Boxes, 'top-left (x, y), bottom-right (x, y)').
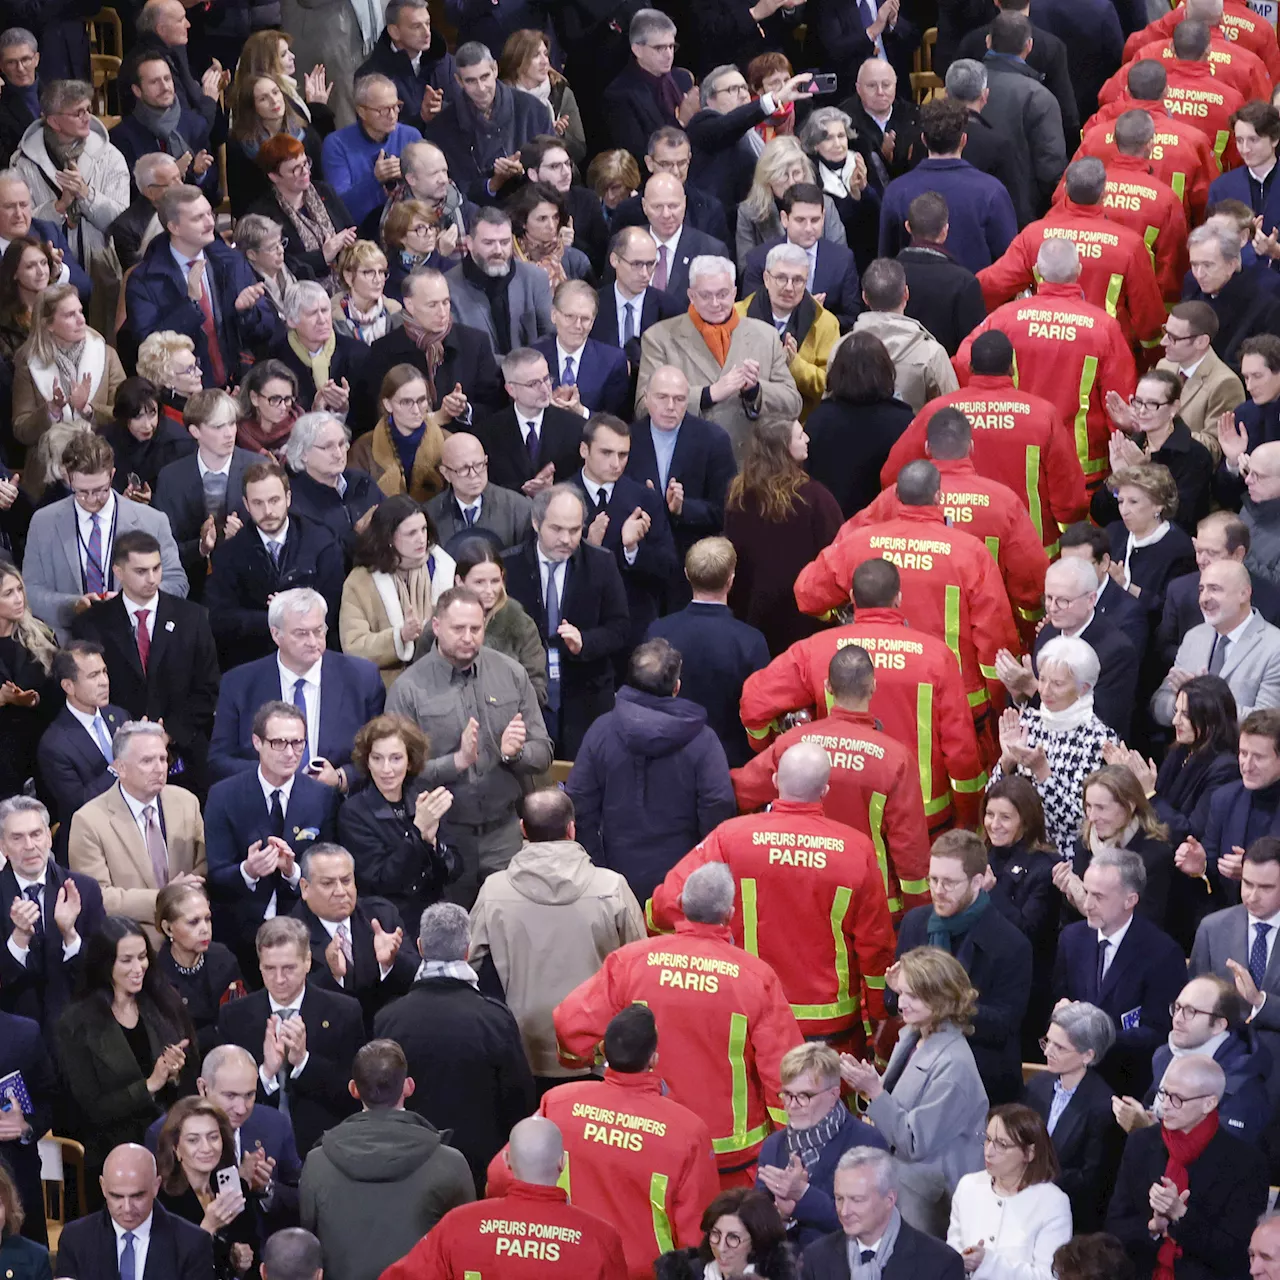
top-left (155, 1097), bottom-right (258, 1280)
top-left (100, 378), bottom-right (195, 499)
top-left (0, 563), bottom-right (56, 800)
top-left (155, 884), bottom-right (245, 1057)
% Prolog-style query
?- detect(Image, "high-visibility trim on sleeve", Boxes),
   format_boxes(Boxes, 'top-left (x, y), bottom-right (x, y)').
top-left (950, 771), bottom-right (990, 793)
top-left (741, 877), bottom-right (760, 957)
top-left (1171, 172), bottom-right (1186, 202)
top-left (1074, 354), bottom-right (1100, 472)
top-left (745, 721), bottom-right (777, 740)
top-left (1103, 272), bottom-right (1123, 318)
top-left (1016, 603), bottom-right (1045, 621)
top-left (983, 535), bottom-right (1000, 563)
top-left (868, 792), bottom-right (890, 896)
top-left (899, 876), bottom-right (930, 894)
top-left (865, 974), bottom-right (887, 989)
top-left (915, 684), bottom-right (939, 812)
top-left (558, 1152), bottom-right (572, 1195)
top-left (650, 1173), bottom-right (674, 1255)
top-left (967, 688), bottom-right (990, 708)
top-left (1214, 129), bottom-right (1229, 159)
top-left (923, 793), bottom-right (951, 816)
top-left (978, 663), bottom-right (1000, 680)
top-left (726, 1012), bottom-right (750, 1150)
top-left (1025, 445), bottom-right (1043, 543)
top-left (943, 585), bottom-right (962, 672)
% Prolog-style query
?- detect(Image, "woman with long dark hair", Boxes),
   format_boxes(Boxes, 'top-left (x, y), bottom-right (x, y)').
top-left (226, 71), bottom-right (328, 216)
top-left (235, 360), bottom-right (300, 461)
top-left (101, 376), bottom-right (194, 497)
top-left (508, 182), bottom-right (594, 288)
top-left (0, 235), bottom-right (54, 363)
top-left (656, 1187), bottom-right (799, 1279)
top-left (54, 918), bottom-right (198, 1201)
top-left (724, 416), bottom-right (842, 655)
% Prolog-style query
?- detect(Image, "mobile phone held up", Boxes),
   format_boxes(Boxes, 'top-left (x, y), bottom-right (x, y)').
top-left (809, 73), bottom-right (838, 95)
top-left (215, 1166), bottom-right (238, 1198)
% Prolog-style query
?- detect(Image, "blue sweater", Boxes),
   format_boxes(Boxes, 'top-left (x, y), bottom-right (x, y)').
top-left (321, 121), bottom-right (423, 226)
top-left (878, 157), bottom-right (1018, 273)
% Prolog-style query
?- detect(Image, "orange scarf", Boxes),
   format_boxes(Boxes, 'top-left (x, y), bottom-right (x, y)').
top-left (687, 304), bottom-right (740, 366)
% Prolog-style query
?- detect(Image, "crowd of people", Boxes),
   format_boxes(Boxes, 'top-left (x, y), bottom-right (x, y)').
top-left (5, 0), bottom-right (1280, 1274)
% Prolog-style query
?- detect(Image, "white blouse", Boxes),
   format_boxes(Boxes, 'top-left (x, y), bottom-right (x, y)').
top-left (946, 1174), bottom-right (1073, 1280)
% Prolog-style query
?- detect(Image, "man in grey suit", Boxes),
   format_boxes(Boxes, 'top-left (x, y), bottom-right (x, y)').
top-left (1190, 837), bottom-right (1280, 1101)
top-left (1152, 560), bottom-right (1280, 724)
top-left (426, 431), bottom-right (534, 551)
top-left (445, 206), bottom-right (552, 356)
top-left (24, 432), bottom-right (188, 641)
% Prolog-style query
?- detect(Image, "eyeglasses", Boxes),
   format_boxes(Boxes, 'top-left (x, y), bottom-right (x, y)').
top-left (359, 101), bottom-right (403, 117)
top-left (259, 393), bottom-right (295, 408)
top-left (767, 273), bottom-right (809, 289)
top-left (1169, 1001), bottom-right (1218, 1020)
top-left (54, 104), bottom-right (92, 120)
top-left (984, 1134), bottom-right (1022, 1151)
top-left (927, 874), bottom-right (970, 891)
top-left (708, 1230), bottom-right (744, 1249)
top-left (1044, 592), bottom-right (1089, 609)
top-left (2, 54), bottom-right (37, 69)
top-left (281, 160), bottom-right (312, 177)
top-left (263, 737), bottom-right (307, 753)
top-left (779, 1085), bottom-right (836, 1105)
top-left (643, 40), bottom-right (678, 52)
top-left (1154, 1088), bottom-right (1214, 1109)
top-left (1130, 396), bottom-right (1171, 413)
top-left (259, 236), bottom-right (289, 251)
top-left (71, 483), bottom-right (113, 500)
top-left (617, 256), bottom-right (658, 271)
top-left (443, 461), bottom-right (488, 477)
top-left (392, 395), bottom-right (432, 410)
top-left (355, 266), bottom-right (388, 279)
top-left (1161, 326), bottom-right (1197, 342)
top-left (508, 374), bottom-right (552, 389)
top-left (713, 80), bottom-right (750, 96)
top-left (1038, 1036), bottom-right (1077, 1055)
top-left (691, 287), bottom-right (736, 303)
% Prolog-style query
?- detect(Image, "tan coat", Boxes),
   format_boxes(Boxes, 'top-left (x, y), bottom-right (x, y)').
top-left (349, 417), bottom-right (447, 502)
top-left (636, 312), bottom-right (802, 462)
top-left (1157, 348), bottom-right (1245, 463)
top-left (12, 329), bottom-right (127, 456)
top-left (735, 295), bottom-right (841, 421)
top-left (68, 783), bottom-right (207, 945)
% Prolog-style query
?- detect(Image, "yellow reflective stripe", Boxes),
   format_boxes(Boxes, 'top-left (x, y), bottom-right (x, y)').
top-left (711, 1120), bottom-right (770, 1154)
top-left (951, 770), bottom-right (990, 793)
top-left (923, 793), bottom-right (950, 816)
top-left (967, 688), bottom-right (990, 708)
top-left (792, 996), bottom-right (860, 1019)
top-left (558, 1151), bottom-right (571, 1195)
top-left (1214, 128), bottom-right (1229, 159)
top-left (1074, 354), bottom-right (1100, 470)
top-left (645, 898), bottom-right (656, 931)
top-left (831, 886), bottom-right (852, 1015)
top-left (1143, 224), bottom-right (1159, 262)
top-left (916, 683), bottom-right (936, 809)
top-left (466, 1273), bottom-right (482, 1280)
top-left (1017, 603), bottom-right (1046, 621)
top-left (741, 878), bottom-right (759, 956)
top-left (726, 1012), bottom-right (750, 1149)
top-left (1026, 445), bottom-right (1043, 542)
top-left (745, 721), bottom-right (777, 740)
top-left (869, 792), bottom-right (889, 896)
top-left (978, 663), bottom-right (999, 679)
top-left (1104, 273), bottom-right (1123, 318)
top-left (650, 1172), bottom-right (673, 1254)
top-left (944, 584), bottom-right (962, 670)
top-left (899, 876), bottom-right (930, 894)
top-left (984, 534), bottom-right (1000, 563)
top-left (1046, 538), bottom-right (1061, 557)
top-left (1172, 171), bottom-right (1186, 201)
top-left (865, 974), bottom-right (886, 989)
top-left (887, 895), bottom-right (903, 911)
top-left (767, 1106), bottom-right (788, 1126)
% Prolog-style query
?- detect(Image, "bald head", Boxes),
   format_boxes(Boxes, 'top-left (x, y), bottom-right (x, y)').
top-left (101, 1144), bottom-right (161, 1230)
top-left (508, 1116), bottom-right (565, 1185)
top-left (440, 431), bottom-right (487, 501)
top-left (775, 742), bottom-right (831, 803)
top-left (857, 58), bottom-right (896, 115)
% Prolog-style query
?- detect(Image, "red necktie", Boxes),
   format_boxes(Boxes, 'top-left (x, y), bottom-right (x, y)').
top-left (135, 608), bottom-right (151, 673)
top-left (187, 259), bottom-right (227, 388)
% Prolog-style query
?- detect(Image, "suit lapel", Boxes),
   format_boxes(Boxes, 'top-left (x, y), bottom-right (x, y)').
top-left (148, 595), bottom-right (177, 674)
top-left (105, 786), bottom-right (152, 883)
top-left (1099, 922), bottom-right (1139, 1003)
top-left (677, 315), bottom-right (723, 386)
top-left (61, 504), bottom-right (84, 587)
top-left (1220, 616), bottom-right (1261, 680)
top-left (316, 654), bottom-right (336, 760)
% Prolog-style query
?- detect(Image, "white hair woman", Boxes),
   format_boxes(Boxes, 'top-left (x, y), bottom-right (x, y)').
top-left (989, 631), bottom-right (1119, 859)
top-left (137, 330), bottom-right (202, 428)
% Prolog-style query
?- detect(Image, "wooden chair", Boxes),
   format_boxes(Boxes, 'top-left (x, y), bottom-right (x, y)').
top-left (88, 7), bottom-right (124, 59)
top-left (911, 27), bottom-right (943, 103)
top-left (1022, 1061), bottom-right (1054, 1083)
top-left (549, 760), bottom-right (573, 785)
top-left (40, 1133), bottom-right (86, 1256)
top-left (91, 53), bottom-right (122, 119)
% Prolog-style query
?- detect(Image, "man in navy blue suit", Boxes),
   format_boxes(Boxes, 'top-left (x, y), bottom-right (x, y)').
top-left (0, 797), bottom-right (105, 1032)
top-left (640, 172), bottom-right (730, 302)
top-left (0, 1007), bottom-right (57, 1244)
top-left (1209, 102), bottom-right (1280, 249)
top-left (208, 586), bottom-right (385, 786)
top-left (741, 183), bottom-right (862, 325)
top-left (36, 642), bottom-right (124, 860)
top-left (146, 1044), bottom-right (303, 1231)
top-left (573, 414), bottom-right (679, 657)
top-left (1058, 522), bottom-right (1151, 659)
top-left (205, 701), bottom-right (339, 964)
top-left (1053, 848), bottom-right (1186, 1098)
top-left (0, 171), bottom-right (91, 298)
top-left (534, 280), bottom-right (631, 420)
top-left (608, 128), bottom-right (732, 248)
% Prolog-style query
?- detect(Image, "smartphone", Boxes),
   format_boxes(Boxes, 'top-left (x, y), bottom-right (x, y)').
top-left (215, 1166), bottom-right (238, 1197)
top-left (306, 757), bottom-right (328, 776)
top-left (127, 472), bottom-right (142, 491)
top-left (809, 72), bottom-right (838, 94)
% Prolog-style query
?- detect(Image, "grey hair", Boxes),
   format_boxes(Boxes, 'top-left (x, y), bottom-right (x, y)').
top-left (401, 139), bottom-right (446, 179)
top-left (455, 41), bottom-right (494, 69)
top-left (418, 901), bottom-right (470, 961)
top-left (199, 1043), bottom-right (257, 1085)
top-left (630, 7), bottom-right (675, 43)
top-left (1188, 222), bottom-right (1242, 264)
top-left (944, 59), bottom-right (987, 103)
top-left (1255, 1210), bottom-right (1280, 1230)
top-left (0, 795), bottom-right (50, 832)
top-left (0, 168), bottom-right (27, 191)
top-left (680, 862), bottom-right (735, 924)
top-left (1044, 554), bottom-right (1098, 599)
top-left (1050, 1001), bottom-right (1116, 1061)
top-left (701, 64), bottom-right (742, 107)
top-left (1036, 635), bottom-right (1100, 694)
top-left (283, 411), bottom-right (349, 473)
top-left (798, 106), bottom-right (853, 152)
top-left (0, 28), bottom-right (37, 51)
top-left (500, 345), bottom-right (546, 380)
top-left (1089, 847), bottom-right (1147, 898)
top-left (688, 254), bottom-right (736, 289)
top-left (1162, 1052), bottom-right (1226, 1101)
top-left (299, 841), bottom-right (354, 880)
top-left (112, 719), bottom-right (169, 759)
top-left (532, 482), bottom-right (586, 524)
top-left (282, 280), bottom-right (332, 326)
top-left (40, 79), bottom-right (92, 116)
top-left (267, 586), bottom-right (329, 630)
top-left (765, 242), bottom-right (810, 273)
top-left (835, 1146), bottom-right (899, 1195)
top-left (235, 212), bottom-right (284, 254)
top-left (1036, 237), bottom-right (1081, 283)
top-left (353, 72), bottom-right (397, 105)
top-left (134, 151), bottom-right (179, 189)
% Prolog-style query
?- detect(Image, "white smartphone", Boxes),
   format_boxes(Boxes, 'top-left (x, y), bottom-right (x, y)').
top-left (215, 1166), bottom-right (238, 1197)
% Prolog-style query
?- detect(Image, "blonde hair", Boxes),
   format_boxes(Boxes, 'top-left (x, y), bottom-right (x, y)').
top-left (896, 946), bottom-right (979, 1035)
top-left (743, 136), bottom-right (815, 224)
top-left (137, 331), bottom-right (195, 388)
top-left (24, 283), bottom-right (85, 366)
top-left (0, 562), bottom-right (56, 673)
top-left (684, 536), bottom-right (737, 592)
top-left (337, 238), bottom-right (388, 294)
top-left (780, 1042), bottom-right (840, 1087)
top-left (30, 420), bottom-right (92, 498)
top-left (1108, 462), bottom-right (1180, 521)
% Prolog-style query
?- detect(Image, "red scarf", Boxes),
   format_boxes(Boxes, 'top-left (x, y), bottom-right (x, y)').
top-left (687, 303), bottom-right (740, 366)
top-left (1153, 1111), bottom-right (1218, 1280)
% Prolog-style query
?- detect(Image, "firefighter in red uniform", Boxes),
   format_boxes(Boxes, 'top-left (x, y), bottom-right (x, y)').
top-left (1108, 27), bottom-right (1271, 104)
top-left (795, 461), bottom-right (1019, 739)
top-left (742, 559), bottom-right (987, 828)
top-left (486, 1007), bottom-right (719, 1280)
top-left (979, 158), bottom-right (1165, 350)
top-left (883, 332), bottom-right (1089, 554)
top-left (1054, 111), bottom-right (1190, 303)
top-left (650, 741), bottom-right (895, 1057)
top-left (844, 409), bottom-right (1049, 635)
top-left (956, 238), bottom-right (1138, 490)
top-left (1078, 62), bottom-right (1219, 219)
top-left (383, 1116), bottom-right (628, 1280)
top-left (1125, 0), bottom-right (1280, 81)
top-left (732, 648), bottom-right (931, 916)
top-left (554, 862), bottom-right (802, 1188)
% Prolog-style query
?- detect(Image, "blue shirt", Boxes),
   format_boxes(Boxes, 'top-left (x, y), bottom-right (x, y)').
top-left (650, 422), bottom-right (680, 493)
top-left (321, 121), bottom-right (423, 226)
top-left (1047, 1077), bottom-right (1077, 1134)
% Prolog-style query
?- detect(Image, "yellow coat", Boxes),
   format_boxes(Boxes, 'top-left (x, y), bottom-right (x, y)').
top-left (734, 295), bottom-right (839, 420)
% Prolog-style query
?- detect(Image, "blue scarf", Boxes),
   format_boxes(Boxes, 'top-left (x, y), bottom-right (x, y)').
top-left (389, 417), bottom-right (424, 485)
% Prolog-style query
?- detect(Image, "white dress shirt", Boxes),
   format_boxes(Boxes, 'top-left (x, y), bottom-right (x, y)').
top-left (119, 783), bottom-right (164, 852)
top-left (318, 915), bottom-right (393, 986)
top-left (76, 492), bottom-right (118, 588)
top-left (6, 865), bottom-right (82, 964)
top-left (581, 475), bottom-right (638, 564)
top-left (66, 702), bottom-right (114, 760)
top-left (197, 451), bottom-right (233, 480)
top-left (242, 771), bottom-right (302, 918)
top-left (124, 592), bottom-right (160, 644)
top-left (278, 656), bottom-right (322, 758)
top-left (516, 408), bottom-right (546, 446)
top-left (113, 1210), bottom-right (153, 1279)
top-left (536, 547), bottom-right (567, 612)
top-left (259, 989), bottom-right (310, 1090)
top-left (650, 226), bottom-right (683, 276)
top-left (1179, 353), bottom-right (1208, 380)
top-left (258, 518), bottom-right (289, 561)
top-left (1098, 912), bottom-right (1135, 980)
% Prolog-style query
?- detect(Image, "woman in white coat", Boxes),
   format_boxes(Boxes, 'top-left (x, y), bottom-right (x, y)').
top-left (841, 946), bottom-right (989, 1239)
top-left (947, 1104), bottom-right (1073, 1280)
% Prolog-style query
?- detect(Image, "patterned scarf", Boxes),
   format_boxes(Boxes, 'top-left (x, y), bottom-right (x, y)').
top-left (1154, 1111), bottom-right (1219, 1280)
top-left (53, 338), bottom-right (87, 398)
top-left (687, 303), bottom-right (740, 366)
top-left (340, 294), bottom-right (392, 344)
top-left (415, 958), bottom-right (478, 986)
top-left (277, 184), bottom-right (336, 256)
top-left (402, 314), bottom-right (451, 404)
top-left (785, 1099), bottom-right (849, 1171)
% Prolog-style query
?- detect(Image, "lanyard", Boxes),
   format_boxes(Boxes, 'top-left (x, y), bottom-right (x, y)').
top-left (74, 499), bottom-right (120, 594)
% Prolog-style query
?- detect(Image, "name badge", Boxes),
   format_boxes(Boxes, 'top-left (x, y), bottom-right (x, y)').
top-left (548, 650), bottom-right (561, 682)
top-left (1120, 1007), bottom-right (1142, 1032)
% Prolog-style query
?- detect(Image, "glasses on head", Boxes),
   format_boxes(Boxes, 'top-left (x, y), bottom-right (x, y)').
top-left (508, 374), bottom-right (553, 389)
top-left (359, 101), bottom-right (403, 117)
top-left (1155, 1087), bottom-right (1214, 1110)
top-left (444, 460), bottom-right (488, 477)
top-left (708, 1230), bottom-right (744, 1250)
top-left (779, 1085), bottom-right (836, 1105)
top-left (1169, 1001), bottom-right (1218, 1020)
top-left (264, 737), bottom-right (307, 753)
top-left (1130, 396), bottom-right (1171, 413)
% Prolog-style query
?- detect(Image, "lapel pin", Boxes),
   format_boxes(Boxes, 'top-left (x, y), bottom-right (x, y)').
top-left (165, 620), bottom-right (175, 632)
top-left (322, 1020), bottom-right (330, 1028)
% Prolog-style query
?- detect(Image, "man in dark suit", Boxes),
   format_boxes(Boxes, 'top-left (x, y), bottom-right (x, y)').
top-left (356, 271), bottom-right (504, 435)
top-left (0, 31), bottom-right (40, 169)
top-left (204, 702), bottom-right (340, 966)
top-left (107, 153), bottom-right (183, 273)
top-left (0, 1008), bottom-right (57, 1244)
top-left (36, 641), bottom-right (124, 859)
top-left (0, 796), bottom-right (106, 1031)
top-left (152, 391), bottom-right (258, 603)
top-left (838, 63), bottom-right (924, 196)
top-left (0, 172), bottom-right (92, 299)
top-left (207, 587), bottom-right (384, 785)
top-left (1053, 848), bottom-right (1186, 1097)
top-left (572, 414), bottom-right (679, 656)
top-left (521, 135), bottom-right (613, 274)
top-left (640, 172), bottom-right (730, 302)
top-left (474, 348), bottom-right (589, 496)
top-left (799, 1146), bottom-right (965, 1280)
top-left (204, 462), bottom-right (346, 667)
top-left (893, 831), bottom-right (1031, 1104)
top-left (1057, 522), bottom-right (1150, 657)
top-left (293, 843), bottom-right (417, 1028)
top-left (647, 536), bottom-right (769, 767)
top-left (534, 281), bottom-right (631, 420)
top-left (592, 227), bottom-right (686, 373)
top-left (216, 917), bottom-right (364, 1156)
top-left (741, 184), bottom-right (862, 325)
top-left (70, 531), bottom-right (219, 799)
top-left (54, 1143), bottom-right (216, 1280)
top-left (503, 485), bottom-right (632, 759)
top-left (426, 431), bottom-right (534, 553)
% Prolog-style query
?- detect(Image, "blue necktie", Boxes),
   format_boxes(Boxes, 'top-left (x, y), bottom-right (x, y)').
top-left (1251, 922), bottom-right (1272, 988)
top-left (120, 1231), bottom-right (136, 1280)
top-left (292, 678), bottom-right (311, 769)
top-left (622, 302), bottom-right (636, 343)
top-left (85, 513), bottom-right (104, 595)
top-left (92, 712), bottom-right (114, 761)
top-left (545, 566), bottom-right (561, 714)
top-left (267, 539), bottom-right (283, 567)
top-left (562, 355), bottom-right (576, 387)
